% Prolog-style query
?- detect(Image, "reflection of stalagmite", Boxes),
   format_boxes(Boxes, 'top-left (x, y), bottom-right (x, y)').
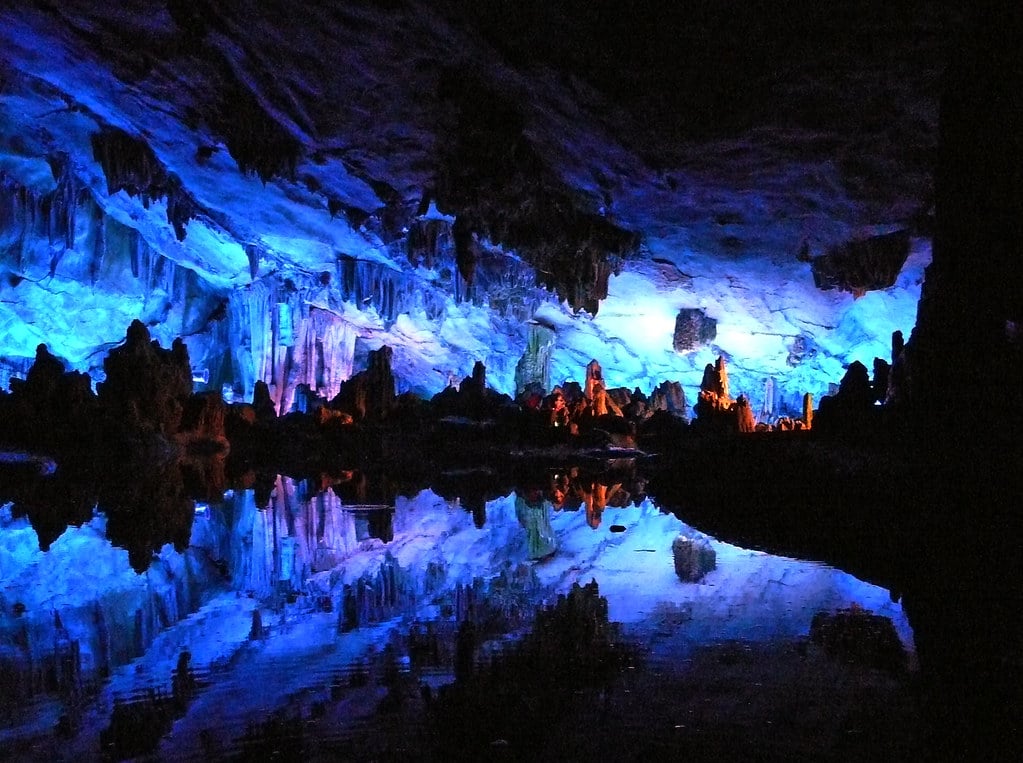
top-left (578, 481), bottom-right (622, 529)
top-left (515, 492), bottom-right (558, 560)
top-left (337, 553), bottom-right (413, 631)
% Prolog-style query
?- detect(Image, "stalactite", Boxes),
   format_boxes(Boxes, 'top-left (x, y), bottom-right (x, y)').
top-left (406, 215), bottom-right (452, 269)
top-left (246, 243), bottom-right (261, 281)
top-left (90, 126), bottom-right (197, 240)
top-left (0, 168), bottom-right (80, 272)
top-left (292, 309), bottom-right (358, 402)
top-left (337, 238), bottom-right (548, 328)
top-left (248, 282), bottom-right (273, 396)
top-left (129, 226), bottom-right (142, 278)
top-left (90, 201), bottom-right (106, 284)
top-left (215, 82), bottom-right (301, 184)
top-left (46, 152), bottom-right (80, 251)
top-left (335, 255), bottom-right (420, 323)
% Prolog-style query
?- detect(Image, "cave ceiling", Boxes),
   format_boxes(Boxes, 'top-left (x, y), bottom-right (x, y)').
top-left (0, 0), bottom-right (958, 408)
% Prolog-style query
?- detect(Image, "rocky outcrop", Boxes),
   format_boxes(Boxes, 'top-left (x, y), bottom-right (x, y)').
top-left (98, 320), bottom-right (193, 437)
top-left (906, 8), bottom-right (1023, 427)
top-left (432, 360), bottom-right (514, 420)
top-left (330, 346), bottom-right (396, 421)
top-left (810, 230), bottom-right (911, 298)
top-left (813, 360), bottom-right (877, 437)
top-left (0, 344), bottom-right (98, 451)
top-left (649, 380), bottom-right (688, 421)
top-left (672, 308), bottom-right (717, 353)
top-left (672, 534), bottom-right (716, 582)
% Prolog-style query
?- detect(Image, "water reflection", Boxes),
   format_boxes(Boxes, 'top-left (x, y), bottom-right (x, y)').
top-left (1, 469), bottom-right (917, 759)
top-left (514, 490), bottom-right (557, 560)
top-left (1, 455), bottom-right (196, 574)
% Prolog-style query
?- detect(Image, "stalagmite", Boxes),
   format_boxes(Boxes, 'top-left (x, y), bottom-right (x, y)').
top-left (761, 376), bottom-right (775, 422)
top-left (736, 395), bottom-right (756, 432)
top-left (584, 359), bottom-right (604, 401)
top-left (645, 381), bottom-right (685, 420)
top-left (514, 321), bottom-right (555, 396)
top-left (331, 345), bottom-right (396, 420)
top-left (716, 356), bottom-right (730, 402)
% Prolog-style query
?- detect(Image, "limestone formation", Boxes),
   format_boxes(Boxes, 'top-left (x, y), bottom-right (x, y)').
top-left (672, 308), bottom-right (717, 353)
top-left (803, 392), bottom-right (814, 430)
top-left (810, 229), bottom-right (911, 297)
top-left (761, 376), bottom-right (776, 422)
top-left (649, 381), bottom-right (688, 420)
top-left (672, 534), bottom-right (716, 582)
top-left (98, 320), bottom-right (192, 436)
top-left (694, 356), bottom-right (733, 425)
top-left (584, 359), bottom-right (604, 401)
top-left (735, 395), bottom-right (756, 433)
top-left (90, 127), bottom-right (196, 240)
top-left (330, 345), bottom-right (396, 421)
top-left (514, 321), bottom-right (555, 396)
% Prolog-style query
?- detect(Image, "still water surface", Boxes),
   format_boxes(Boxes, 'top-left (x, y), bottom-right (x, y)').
top-left (1, 474), bottom-right (915, 760)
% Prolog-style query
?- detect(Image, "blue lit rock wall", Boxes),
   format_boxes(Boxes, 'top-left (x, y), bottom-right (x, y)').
top-left (0, 2), bottom-right (942, 412)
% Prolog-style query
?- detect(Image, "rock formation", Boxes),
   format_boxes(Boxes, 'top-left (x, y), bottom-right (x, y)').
top-left (330, 346), bottom-right (397, 421)
top-left (810, 230), bottom-right (911, 298)
top-left (514, 321), bottom-right (556, 396)
top-left (672, 308), bottom-right (717, 353)
top-left (98, 320), bottom-right (192, 437)
top-left (671, 534), bottom-right (716, 583)
top-left (649, 381), bottom-right (688, 421)
top-left (694, 356), bottom-right (734, 429)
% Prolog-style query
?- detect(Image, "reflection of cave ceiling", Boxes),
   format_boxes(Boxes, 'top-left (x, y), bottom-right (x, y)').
top-left (0, 1), bottom-right (957, 412)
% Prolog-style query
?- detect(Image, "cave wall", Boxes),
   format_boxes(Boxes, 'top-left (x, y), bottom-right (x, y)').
top-left (0, 1), bottom-right (941, 411)
top-left (908, 4), bottom-right (1023, 423)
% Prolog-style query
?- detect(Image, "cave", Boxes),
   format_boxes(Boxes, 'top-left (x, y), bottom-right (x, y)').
top-left (1, 1), bottom-right (1020, 759)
